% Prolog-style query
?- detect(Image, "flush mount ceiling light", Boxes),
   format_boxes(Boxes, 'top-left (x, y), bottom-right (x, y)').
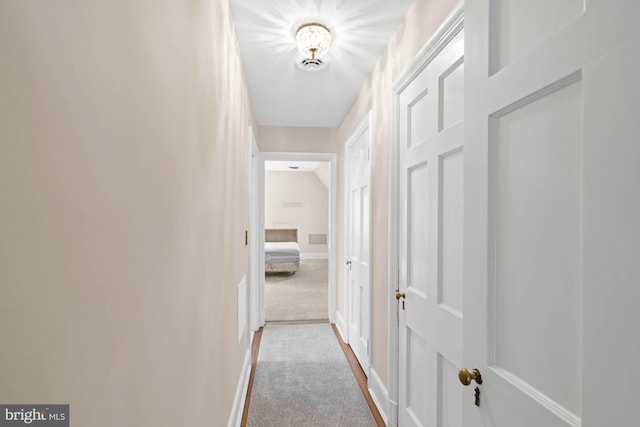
top-left (296, 23), bottom-right (332, 59)
top-left (295, 22), bottom-right (332, 71)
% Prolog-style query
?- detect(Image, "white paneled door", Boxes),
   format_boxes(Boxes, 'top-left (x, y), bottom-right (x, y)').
top-left (464, 1), bottom-right (640, 427)
top-left (345, 115), bottom-right (371, 371)
top-left (395, 15), bottom-right (464, 427)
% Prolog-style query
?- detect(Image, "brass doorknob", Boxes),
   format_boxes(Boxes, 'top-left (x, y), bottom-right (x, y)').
top-left (458, 368), bottom-right (483, 386)
top-left (395, 291), bottom-right (406, 300)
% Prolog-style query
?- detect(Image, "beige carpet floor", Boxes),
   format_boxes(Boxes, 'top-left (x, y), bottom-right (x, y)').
top-left (265, 259), bottom-right (328, 322)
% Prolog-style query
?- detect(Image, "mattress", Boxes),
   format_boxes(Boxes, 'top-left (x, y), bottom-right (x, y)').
top-left (265, 241), bottom-right (300, 264)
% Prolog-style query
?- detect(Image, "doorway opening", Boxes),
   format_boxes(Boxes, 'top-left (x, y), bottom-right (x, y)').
top-left (251, 152), bottom-right (337, 329)
top-left (264, 159), bottom-right (330, 322)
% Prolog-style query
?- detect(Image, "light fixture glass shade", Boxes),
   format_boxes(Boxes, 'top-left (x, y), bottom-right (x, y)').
top-left (296, 23), bottom-right (331, 60)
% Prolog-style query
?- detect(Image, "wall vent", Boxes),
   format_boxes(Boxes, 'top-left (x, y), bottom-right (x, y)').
top-left (308, 234), bottom-right (328, 245)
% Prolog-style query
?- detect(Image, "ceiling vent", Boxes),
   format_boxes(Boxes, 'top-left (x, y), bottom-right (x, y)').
top-left (297, 57), bottom-right (327, 72)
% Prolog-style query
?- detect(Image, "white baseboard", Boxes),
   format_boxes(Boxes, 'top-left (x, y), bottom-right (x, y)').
top-left (368, 367), bottom-right (391, 426)
top-left (334, 311), bottom-right (348, 344)
top-left (227, 348), bottom-right (252, 427)
top-left (300, 252), bottom-right (329, 260)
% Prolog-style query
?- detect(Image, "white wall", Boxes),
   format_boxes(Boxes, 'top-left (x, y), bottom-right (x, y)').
top-left (0, 0), bottom-right (254, 425)
top-left (257, 126), bottom-right (338, 153)
top-left (314, 162), bottom-right (331, 191)
top-left (265, 171), bottom-right (329, 255)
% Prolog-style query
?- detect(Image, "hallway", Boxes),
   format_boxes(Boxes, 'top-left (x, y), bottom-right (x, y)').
top-left (1, 1), bottom-right (639, 426)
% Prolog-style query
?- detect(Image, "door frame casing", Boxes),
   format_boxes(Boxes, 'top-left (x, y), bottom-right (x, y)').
top-left (248, 127), bottom-right (262, 335)
top-left (388, 6), bottom-right (464, 426)
top-left (253, 151), bottom-right (338, 325)
top-left (342, 111), bottom-right (373, 374)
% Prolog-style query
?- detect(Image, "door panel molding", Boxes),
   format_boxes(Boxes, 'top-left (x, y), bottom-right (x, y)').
top-left (343, 111), bottom-right (373, 375)
top-left (464, 1), bottom-right (640, 426)
top-left (389, 5), bottom-right (464, 426)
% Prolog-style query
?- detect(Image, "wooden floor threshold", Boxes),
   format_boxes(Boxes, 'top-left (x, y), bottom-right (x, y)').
top-left (240, 323), bottom-right (385, 427)
top-left (240, 327), bottom-right (263, 427)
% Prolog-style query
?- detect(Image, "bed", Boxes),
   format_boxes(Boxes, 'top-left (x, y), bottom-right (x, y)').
top-left (265, 228), bottom-right (300, 274)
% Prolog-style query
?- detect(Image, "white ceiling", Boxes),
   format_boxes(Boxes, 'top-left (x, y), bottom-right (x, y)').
top-left (229, 0), bottom-right (413, 128)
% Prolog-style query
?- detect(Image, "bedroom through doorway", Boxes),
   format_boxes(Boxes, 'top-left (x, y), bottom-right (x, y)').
top-left (264, 159), bottom-right (330, 323)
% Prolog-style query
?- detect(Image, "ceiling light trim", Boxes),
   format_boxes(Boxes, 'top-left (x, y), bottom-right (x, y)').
top-left (296, 57), bottom-right (328, 72)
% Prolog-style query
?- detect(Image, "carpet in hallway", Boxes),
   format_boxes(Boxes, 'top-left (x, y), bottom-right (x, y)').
top-left (246, 323), bottom-right (376, 427)
top-left (265, 259), bottom-right (328, 322)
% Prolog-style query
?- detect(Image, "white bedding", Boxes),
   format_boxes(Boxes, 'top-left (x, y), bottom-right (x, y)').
top-left (265, 241), bottom-right (300, 264)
